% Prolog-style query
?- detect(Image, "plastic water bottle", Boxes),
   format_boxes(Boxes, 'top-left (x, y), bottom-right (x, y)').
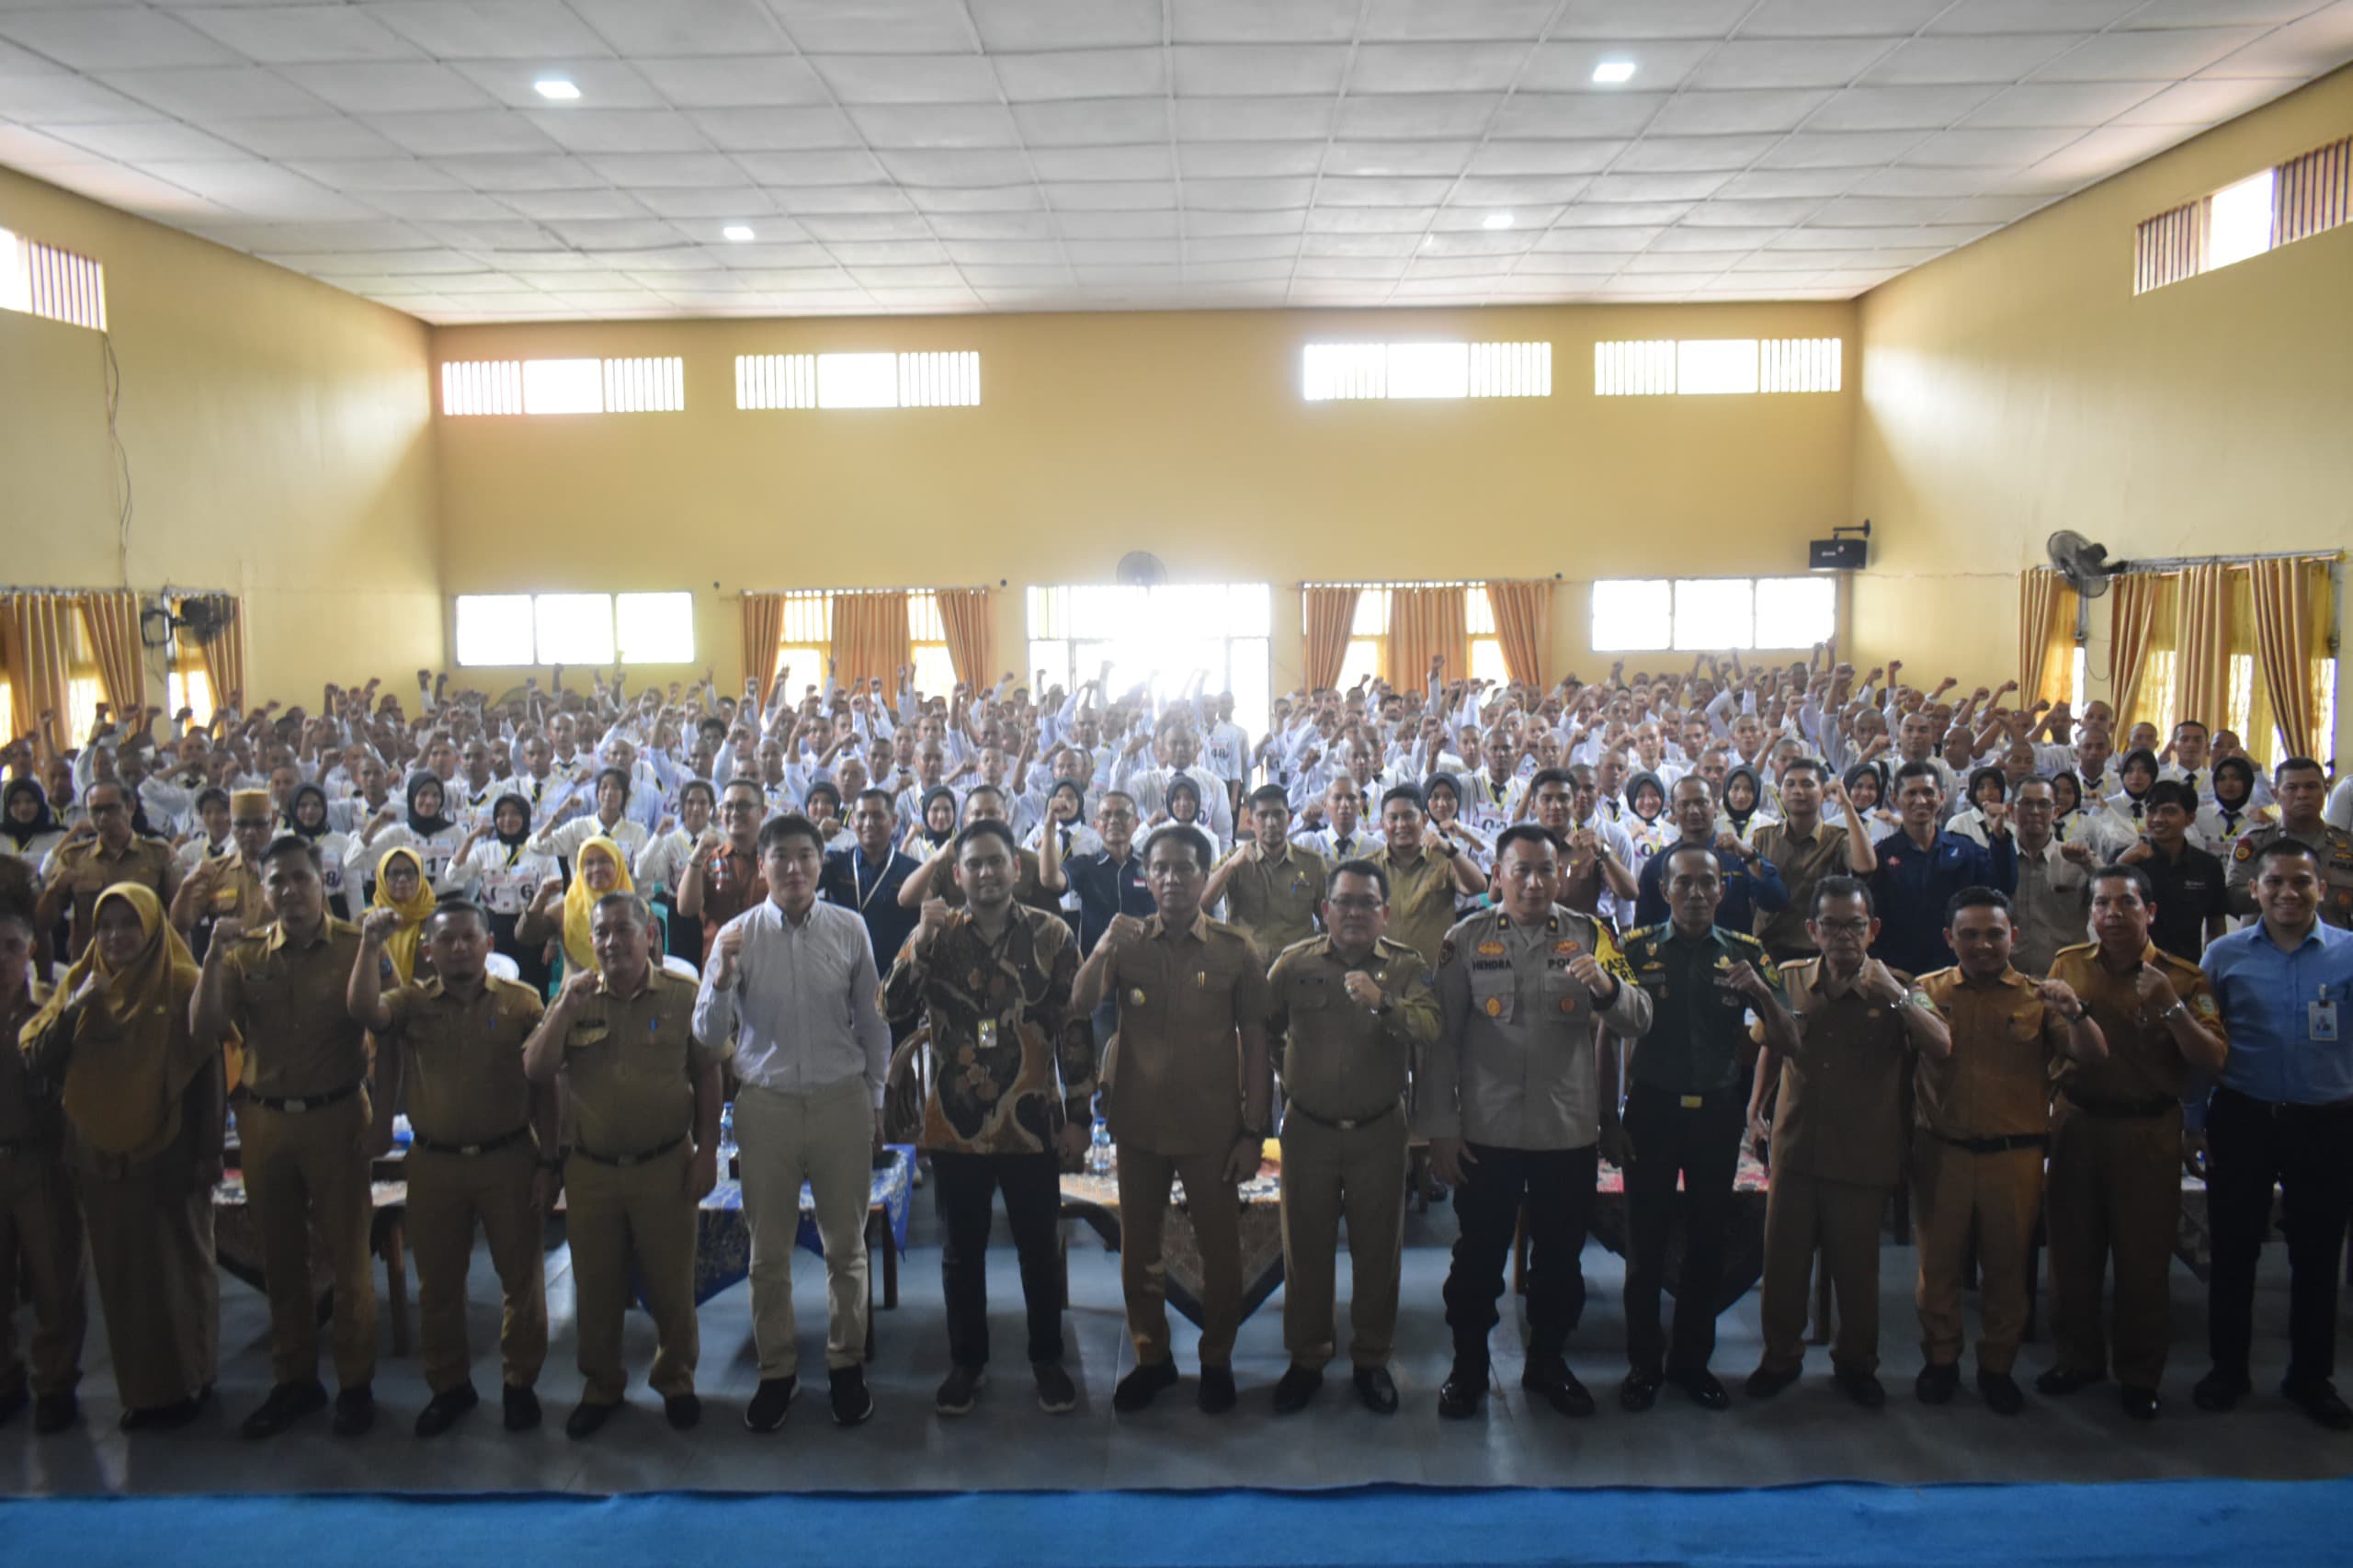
top-left (720, 1102), bottom-right (737, 1166)
top-left (1086, 1116), bottom-right (1112, 1176)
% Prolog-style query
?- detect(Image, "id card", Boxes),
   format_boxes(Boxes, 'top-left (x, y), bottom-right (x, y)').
top-left (2313, 1001), bottom-right (2340, 1043)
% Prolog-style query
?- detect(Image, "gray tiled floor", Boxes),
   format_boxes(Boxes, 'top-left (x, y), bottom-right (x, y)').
top-left (6, 1193), bottom-right (2350, 1496)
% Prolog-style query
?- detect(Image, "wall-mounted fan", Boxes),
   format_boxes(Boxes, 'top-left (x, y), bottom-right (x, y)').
top-left (1116, 551), bottom-right (1167, 587)
top-left (2046, 530), bottom-right (2129, 598)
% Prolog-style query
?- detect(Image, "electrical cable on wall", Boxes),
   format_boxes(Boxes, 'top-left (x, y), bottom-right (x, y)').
top-left (100, 328), bottom-right (132, 584)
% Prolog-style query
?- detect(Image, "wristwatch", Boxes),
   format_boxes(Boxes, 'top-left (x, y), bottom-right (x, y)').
top-left (2159, 1001), bottom-right (2188, 1022)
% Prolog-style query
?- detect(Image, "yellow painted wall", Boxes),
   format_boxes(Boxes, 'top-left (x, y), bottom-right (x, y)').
top-left (1853, 64), bottom-right (2353, 758)
top-left (430, 301), bottom-right (1860, 697)
top-left (0, 165), bottom-right (442, 709)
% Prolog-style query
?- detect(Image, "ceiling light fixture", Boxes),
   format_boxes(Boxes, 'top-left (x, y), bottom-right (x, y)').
top-left (1483, 212), bottom-right (1513, 231)
top-left (533, 78), bottom-right (581, 100)
top-left (1591, 61), bottom-right (1636, 85)
top-left (722, 224), bottom-right (755, 242)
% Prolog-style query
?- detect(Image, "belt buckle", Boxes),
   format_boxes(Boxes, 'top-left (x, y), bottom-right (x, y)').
top-left (1678, 1095), bottom-right (1703, 1109)
top-left (459, 1142), bottom-right (483, 1156)
top-left (1336, 1115), bottom-right (1360, 1131)
top-left (616, 1152), bottom-right (639, 1166)
top-left (285, 1096), bottom-right (310, 1114)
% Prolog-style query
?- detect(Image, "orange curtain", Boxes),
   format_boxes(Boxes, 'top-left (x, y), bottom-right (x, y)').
top-left (1486, 580), bottom-right (1553, 687)
top-left (1, 595), bottom-right (75, 751)
top-left (181, 594), bottom-right (245, 715)
top-left (2106, 574), bottom-right (2163, 729)
top-left (2251, 557), bottom-right (2332, 761)
top-left (2018, 568), bottom-right (2071, 705)
top-left (935, 587), bottom-right (993, 688)
top-left (829, 590), bottom-right (910, 691)
top-left (2173, 562), bottom-right (2232, 732)
top-left (1385, 585), bottom-right (1468, 691)
top-left (740, 593), bottom-right (783, 698)
top-left (1302, 585), bottom-right (1358, 691)
top-left (76, 590), bottom-right (145, 717)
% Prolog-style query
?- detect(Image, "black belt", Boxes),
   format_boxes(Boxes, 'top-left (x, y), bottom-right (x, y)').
top-left (571, 1133), bottom-right (687, 1167)
top-left (1285, 1099), bottom-right (1400, 1133)
top-left (245, 1081), bottom-right (363, 1115)
top-left (411, 1124), bottom-right (534, 1158)
top-left (1936, 1131), bottom-right (2049, 1153)
top-left (2215, 1085), bottom-right (2353, 1118)
top-left (2063, 1093), bottom-right (2177, 1119)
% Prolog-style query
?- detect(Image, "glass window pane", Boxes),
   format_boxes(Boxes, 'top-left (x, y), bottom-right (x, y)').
top-left (1470, 636), bottom-right (1510, 687)
top-left (616, 591), bottom-right (694, 665)
top-left (912, 643), bottom-right (958, 698)
top-left (534, 593), bottom-right (615, 665)
top-left (1752, 576), bottom-right (1835, 649)
top-left (777, 646), bottom-right (827, 699)
top-left (1675, 579), bottom-right (1754, 650)
top-left (1227, 583), bottom-right (1271, 635)
top-left (1350, 588), bottom-right (1388, 637)
top-left (1590, 579), bottom-right (1671, 653)
top-left (1228, 636), bottom-right (1269, 739)
top-left (2208, 168), bottom-right (2273, 270)
top-left (1676, 338), bottom-right (1759, 395)
top-left (1466, 585), bottom-right (1496, 635)
top-left (1339, 638), bottom-right (1383, 692)
top-left (1029, 639), bottom-right (1071, 697)
top-left (454, 594), bottom-right (536, 666)
top-left (1385, 341), bottom-right (1469, 400)
top-left (521, 358), bottom-right (604, 415)
top-left (817, 352), bottom-right (899, 409)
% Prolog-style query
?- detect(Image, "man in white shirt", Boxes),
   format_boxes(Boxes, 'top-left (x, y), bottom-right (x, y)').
top-left (1116, 725), bottom-right (1236, 845)
top-left (691, 812), bottom-right (892, 1435)
top-left (1296, 778), bottom-right (1380, 864)
top-left (531, 768), bottom-right (651, 869)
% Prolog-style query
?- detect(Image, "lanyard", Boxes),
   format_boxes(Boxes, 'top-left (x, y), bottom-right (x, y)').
top-left (854, 852), bottom-right (892, 913)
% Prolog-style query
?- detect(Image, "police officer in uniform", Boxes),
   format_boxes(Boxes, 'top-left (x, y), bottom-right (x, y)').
top-left (2225, 757), bottom-right (2353, 930)
top-left (1419, 825), bottom-right (1653, 1421)
top-left (349, 899), bottom-right (558, 1437)
top-left (522, 892), bottom-right (727, 1439)
top-left (1618, 844), bottom-right (1798, 1412)
top-left (2039, 864), bottom-right (2227, 1420)
top-left (192, 835), bottom-right (379, 1439)
top-left (1266, 859), bottom-right (1439, 1415)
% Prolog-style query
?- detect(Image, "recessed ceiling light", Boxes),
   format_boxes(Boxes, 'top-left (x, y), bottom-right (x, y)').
top-left (533, 78), bottom-right (580, 100)
top-left (1591, 61), bottom-right (1636, 85)
top-left (722, 224), bottom-right (755, 242)
top-left (1482, 211), bottom-right (1513, 231)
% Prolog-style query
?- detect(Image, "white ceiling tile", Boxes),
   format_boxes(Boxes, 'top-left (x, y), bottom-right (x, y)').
top-left (945, 238), bottom-right (1063, 264)
top-left (825, 239), bottom-right (951, 265)
top-left (1420, 224), bottom-right (1545, 253)
top-left (0, 73), bottom-right (165, 123)
top-left (174, 6), bottom-right (419, 64)
top-left (1614, 133), bottom-right (1786, 173)
top-left (1532, 222), bottom-right (1663, 250)
top-left (1029, 143), bottom-right (1171, 181)
top-left (965, 0), bottom-right (1157, 50)
top-left (927, 210), bottom-right (1056, 239)
top-left (905, 182), bottom-right (1043, 210)
top-left (2035, 26), bottom-right (2269, 80)
top-left (1680, 196), bottom-right (1828, 225)
top-left (1182, 208), bottom-right (1304, 235)
top-left (452, 59), bottom-right (665, 108)
top-left (493, 186), bottom-right (648, 219)
top-left (1805, 84), bottom-right (2005, 131)
top-left (279, 62), bottom-right (498, 113)
top-left (809, 54), bottom-right (1001, 104)
top-left (1305, 205), bottom-right (1431, 233)
top-left (1958, 80), bottom-right (2165, 126)
top-left (1177, 140), bottom-right (1323, 177)
top-left (1055, 209), bottom-right (1179, 237)
top-left (525, 108), bottom-right (712, 153)
top-left (1757, 130), bottom-right (1928, 168)
top-left (365, 1), bottom-right (609, 60)
top-left (1812, 196), bottom-right (1960, 225)
top-left (1468, 140), bottom-right (1628, 174)
top-left (48, 118), bottom-right (253, 161)
top-left (585, 152), bottom-right (747, 187)
top-left (1322, 140), bottom-right (1475, 177)
top-left (1045, 179), bottom-right (1175, 210)
top-left (430, 153), bottom-right (601, 188)
top-left (1186, 176), bottom-right (1317, 209)
top-left (418, 217), bottom-right (563, 248)
top-left (1714, 166), bottom-right (1870, 198)
top-left (1187, 233), bottom-right (1297, 261)
top-left (996, 48), bottom-right (1165, 100)
top-left (1582, 175), bottom-right (1718, 205)
top-left (1900, 126), bottom-right (2086, 166)
top-left (566, 0), bottom-right (788, 56)
top-left (2194, 1), bottom-right (2353, 77)
top-left (1927, 1), bottom-right (2145, 32)
top-left (800, 210), bottom-right (934, 241)
top-left (1168, 0), bottom-right (1358, 45)
top-left (1847, 165), bottom-right (1994, 197)
top-left (1520, 40), bottom-right (1718, 92)
top-left (1862, 33), bottom-right (2094, 85)
top-left (1490, 92), bottom-right (1667, 138)
top-left (2019, 120), bottom-right (2201, 183)
top-left (1295, 254), bottom-right (1408, 279)
top-left (1313, 175), bottom-right (1455, 207)
top-left (0, 6), bottom-right (237, 70)
top-left (1693, 38), bottom-right (1901, 89)
top-left (282, 156), bottom-right (465, 191)
top-left (1300, 231), bottom-right (1417, 256)
top-left (1170, 95), bottom-right (1336, 140)
top-left (363, 109), bottom-right (560, 155)
top-left (353, 187), bottom-right (517, 221)
top-left (1347, 41), bottom-right (1527, 94)
top-left (1171, 44), bottom-right (1351, 96)
top-left (634, 55), bottom-right (831, 107)
top-left (256, 244), bottom-right (474, 273)
top-left (764, 0), bottom-right (974, 53)
top-left (733, 150), bottom-right (889, 185)
top-left (873, 148), bottom-right (1036, 186)
top-left (847, 102), bottom-right (1021, 148)
top-left (688, 107), bottom-right (860, 151)
top-left (1740, 0), bottom-right (1950, 35)
top-left (1357, 0), bottom-right (1551, 39)
top-left (2111, 75), bottom-right (2290, 122)
top-left (1453, 175), bottom-right (1592, 205)
top-left (1645, 88), bottom-right (1833, 135)
top-left (543, 217), bottom-right (690, 249)
top-left (1937, 192), bottom-right (2053, 222)
top-left (212, 113), bottom-right (403, 157)
top-left (99, 65), bottom-right (330, 118)
top-left (1015, 97), bottom-right (1169, 144)
top-left (1330, 91), bottom-right (1498, 140)
top-left (1648, 223), bottom-right (1788, 251)
top-left (144, 156), bottom-right (375, 215)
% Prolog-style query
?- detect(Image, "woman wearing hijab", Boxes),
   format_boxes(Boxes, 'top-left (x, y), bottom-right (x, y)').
top-left (355, 775), bottom-right (467, 898)
top-left (2, 778), bottom-right (69, 874)
top-left (1841, 761), bottom-right (1900, 839)
top-left (1024, 778), bottom-right (1101, 861)
top-left (2196, 756), bottom-right (2271, 857)
top-left (1621, 768), bottom-right (1673, 871)
top-left (1715, 763), bottom-right (1774, 848)
top-left (21, 882), bottom-right (222, 1429)
top-left (281, 783), bottom-right (360, 919)
top-left (2092, 746), bottom-right (2163, 858)
top-left (369, 848), bottom-right (438, 987)
top-left (518, 836), bottom-right (632, 978)
top-left (2049, 771), bottom-right (2094, 847)
top-left (1945, 766), bottom-right (2010, 847)
top-left (444, 792), bottom-right (560, 989)
top-left (904, 787), bottom-right (957, 859)
top-left (1423, 772), bottom-right (1493, 917)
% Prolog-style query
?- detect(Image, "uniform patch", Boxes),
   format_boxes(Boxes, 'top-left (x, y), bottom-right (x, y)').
top-left (1476, 940), bottom-right (1506, 958)
top-left (2234, 838), bottom-right (2254, 862)
top-left (2193, 993), bottom-right (2220, 1018)
top-left (1483, 995), bottom-right (1505, 1017)
top-left (1554, 940), bottom-right (1582, 957)
top-left (1438, 937), bottom-right (1456, 967)
top-left (1558, 995), bottom-right (1578, 1015)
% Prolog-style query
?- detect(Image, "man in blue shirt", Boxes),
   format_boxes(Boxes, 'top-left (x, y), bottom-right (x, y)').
top-left (2195, 837), bottom-right (2353, 1429)
top-left (1040, 790), bottom-right (1155, 1047)
top-left (1633, 776), bottom-right (1788, 932)
top-left (818, 790), bottom-right (920, 987)
top-left (1870, 762), bottom-right (2018, 978)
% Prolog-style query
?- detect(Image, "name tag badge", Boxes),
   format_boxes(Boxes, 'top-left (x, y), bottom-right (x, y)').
top-left (1129, 988), bottom-right (1146, 1006)
top-left (2314, 1000), bottom-right (2340, 1043)
top-left (978, 1017), bottom-right (997, 1049)
top-left (1194, 970), bottom-right (1208, 989)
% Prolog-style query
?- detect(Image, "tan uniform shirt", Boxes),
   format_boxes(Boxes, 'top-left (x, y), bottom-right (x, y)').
top-left (1267, 934), bottom-right (1438, 1124)
top-left (1751, 820), bottom-right (1851, 958)
top-left (1367, 844), bottom-right (1461, 973)
top-left (220, 917), bottom-right (374, 1099)
top-left (381, 975), bottom-right (545, 1147)
top-left (2047, 940), bottom-right (2223, 1107)
top-left (49, 835), bottom-right (176, 955)
top-left (193, 851), bottom-right (265, 926)
top-left (1220, 841), bottom-right (1329, 966)
top-left (1763, 958), bottom-right (1911, 1187)
top-left (1101, 912), bottom-right (1273, 1156)
top-left (1915, 966), bottom-right (2074, 1141)
top-left (2009, 842), bottom-right (2092, 976)
top-left (2226, 824), bottom-right (2353, 929)
top-left (561, 968), bottom-right (730, 1158)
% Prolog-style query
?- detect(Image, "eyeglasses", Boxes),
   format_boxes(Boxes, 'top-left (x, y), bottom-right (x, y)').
top-left (1813, 917), bottom-right (1871, 934)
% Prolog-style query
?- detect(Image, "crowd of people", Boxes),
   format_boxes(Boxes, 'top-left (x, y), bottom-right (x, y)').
top-left (1, 643), bottom-right (2350, 1446)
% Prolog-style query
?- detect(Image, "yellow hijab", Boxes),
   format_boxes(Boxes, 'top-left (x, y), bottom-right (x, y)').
top-left (561, 836), bottom-right (634, 975)
top-left (22, 881), bottom-right (217, 1158)
top-left (371, 846), bottom-right (438, 986)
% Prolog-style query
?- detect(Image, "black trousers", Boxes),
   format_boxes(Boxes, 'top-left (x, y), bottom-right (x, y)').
top-left (2207, 1086), bottom-right (2353, 1387)
top-left (931, 1150), bottom-right (1065, 1369)
top-left (1622, 1082), bottom-right (1745, 1375)
top-left (1441, 1142), bottom-right (1598, 1369)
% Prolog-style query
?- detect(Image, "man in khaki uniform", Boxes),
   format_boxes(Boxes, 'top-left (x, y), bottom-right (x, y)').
top-left (1748, 762), bottom-right (1877, 964)
top-left (193, 835), bottom-right (380, 1438)
top-left (1367, 785), bottom-right (1485, 973)
top-left (1206, 785), bottom-right (1328, 966)
top-left (349, 898), bottom-right (556, 1437)
top-left (2225, 757), bottom-right (2353, 929)
top-left (1913, 887), bottom-right (2108, 1415)
top-left (37, 780), bottom-right (181, 958)
top-left (2040, 864), bottom-right (2228, 1420)
top-left (1265, 859), bottom-right (1438, 1416)
top-left (1073, 824), bottom-right (1273, 1415)
top-left (167, 788), bottom-right (270, 949)
top-left (0, 898), bottom-right (84, 1434)
top-left (523, 891), bottom-right (725, 1439)
top-left (1746, 876), bottom-right (1949, 1409)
